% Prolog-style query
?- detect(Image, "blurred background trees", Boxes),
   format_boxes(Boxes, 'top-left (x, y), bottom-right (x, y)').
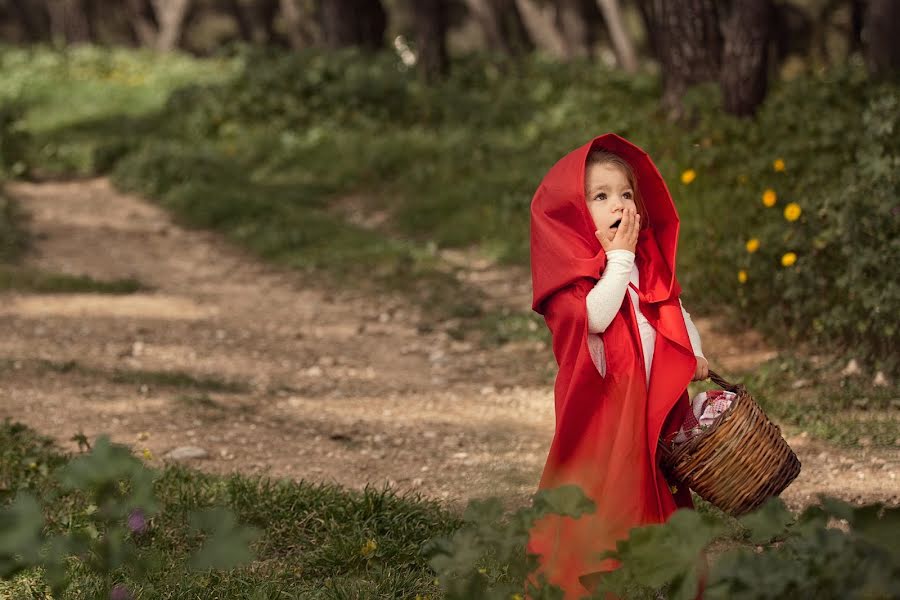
top-left (1, 0), bottom-right (897, 114)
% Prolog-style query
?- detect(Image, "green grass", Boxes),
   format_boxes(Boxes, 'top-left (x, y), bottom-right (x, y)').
top-left (0, 420), bottom-right (459, 599)
top-left (1, 358), bottom-right (250, 395)
top-left (0, 191), bottom-right (26, 262)
top-left (740, 354), bottom-right (899, 448)
top-left (685, 352), bottom-right (899, 449)
top-left (109, 368), bottom-right (249, 394)
top-left (0, 266), bottom-right (145, 294)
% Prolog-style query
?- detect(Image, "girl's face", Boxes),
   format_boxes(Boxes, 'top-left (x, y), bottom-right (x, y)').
top-left (584, 162), bottom-right (637, 237)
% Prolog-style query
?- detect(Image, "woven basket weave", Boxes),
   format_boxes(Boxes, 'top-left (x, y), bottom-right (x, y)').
top-left (658, 369), bottom-right (802, 516)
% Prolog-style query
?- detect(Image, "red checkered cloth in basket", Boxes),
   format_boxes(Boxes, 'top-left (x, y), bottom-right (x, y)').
top-left (669, 390), bottom-right (735, 445)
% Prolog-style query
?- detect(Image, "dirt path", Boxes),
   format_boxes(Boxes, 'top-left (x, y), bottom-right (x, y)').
top-left (1, 178), bottom-right (896, 511)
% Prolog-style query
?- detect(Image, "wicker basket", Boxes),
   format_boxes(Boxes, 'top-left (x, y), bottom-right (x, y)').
top-left (657, 369), bottom-right (802, 516)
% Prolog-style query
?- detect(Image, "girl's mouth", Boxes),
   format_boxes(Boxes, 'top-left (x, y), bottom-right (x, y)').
top-left (610, 218), bottom-right (622, 230)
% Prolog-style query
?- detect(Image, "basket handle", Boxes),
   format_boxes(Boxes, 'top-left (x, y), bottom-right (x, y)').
top-left (706, 369), bottom-right (740, 392)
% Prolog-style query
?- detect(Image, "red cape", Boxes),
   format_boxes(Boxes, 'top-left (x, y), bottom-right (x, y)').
top-left (527, 134), bottom-right (698, 598)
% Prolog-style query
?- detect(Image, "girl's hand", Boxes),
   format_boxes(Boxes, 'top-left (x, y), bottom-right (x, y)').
top-left (692, 356), bottom-right (709, 381)
top-left (595, 207), bottom-right (640, 254)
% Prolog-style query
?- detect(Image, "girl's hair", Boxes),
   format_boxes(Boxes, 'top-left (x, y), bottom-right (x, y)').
top-left (586, 149), bottom-right (650, 230)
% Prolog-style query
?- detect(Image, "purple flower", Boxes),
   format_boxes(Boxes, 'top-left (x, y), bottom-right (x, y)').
top-left (109, 584), bottom-right (134, 600)
top-left (127, 508), bottom-right (147, 535)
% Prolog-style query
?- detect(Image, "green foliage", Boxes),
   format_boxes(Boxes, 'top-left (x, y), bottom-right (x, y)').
top-left (424, 485), bottom-right (596, 599)
top-left (0, 424), bottom-right (259, 598)
top-left (740, 353), bottom-right (898, 447)
top-left (2, 46), bottom-right (898, 369)
top-left (427, 488), bottom-right (900, 600)
top-left (722, 78), bottom-right (900, 374)
top-left (0, 190), bottom-right (27, 263)
top-left (0, 102), bottom-right (29, 177)
top-left (0, 421), bottom-right (457, 598)
top-left (0, 266), bottom-right (144, 293)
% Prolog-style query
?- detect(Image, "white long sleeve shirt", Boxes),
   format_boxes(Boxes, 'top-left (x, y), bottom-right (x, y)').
top-left (585, 249), bottom-right (704, 385)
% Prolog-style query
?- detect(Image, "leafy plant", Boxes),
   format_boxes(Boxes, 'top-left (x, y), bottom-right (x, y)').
top-left (0, 433), bottom-right (259, 598)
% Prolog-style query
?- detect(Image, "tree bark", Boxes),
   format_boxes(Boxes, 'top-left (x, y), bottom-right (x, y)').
top-left (848, 0), bottom-right (864, 54)
top-left (862, 0), bottom-right (900, 80)
top-left (47, 0), bottom-right (94, 44)
top-left (147, 0), bottom-right (192, 50)
top-left (719, 0), bottom-right (773, 116)
top-left (8, 0), bottom-right (51, 42)
top-left (639, 0), bottom-right (722, 119)
top-left (595, 0), bottom-right (637, 72)
top-left (557, 0), bottom-right (591, 58)
top-left (412, 0), bottom-right (449, 81)
top-left (515, 0), bottom-right (568, 58)
top-left (464, 0), bottom-right (533, 56)
top-left (225, 0), bottom-right (255, 41)
top-left (320, 0), bottom-right (386, 50)
top-left (126, 0), bottom-right (159, 47)
top-left (279, 0), bottom-right (319, 48)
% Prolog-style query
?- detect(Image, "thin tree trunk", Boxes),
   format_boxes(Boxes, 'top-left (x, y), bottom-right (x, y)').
top-left (47, 0), bottom-right (94, 44)
top-left (412, 0), bottom-right (449, 81)
top-left (862, 0), bottom-right (900, 80)
top-left (320, 0), bottom-right (386, 49)
top-left (596, 0), bottom-right (637, 72)
top-left (557, 0), bottom-right (590, 58)
top-left (848, 0), bottom-right (864, 54)
top-left (515, 0), bottom-right (568, 58)
top-left (464, 0), bottom-right (533, 56)
top-left (126, 0), bottom-right (159, 47)
top-left (279, 0), bottom-right (317, 48)
top-left (719, 0), bottom-right (773, 116)
top-left (149, 0), bottom-right (192, 50)
top-left (225, 0), bottom-right (254, 41)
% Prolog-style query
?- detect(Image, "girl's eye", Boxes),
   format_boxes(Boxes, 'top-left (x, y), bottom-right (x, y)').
top-left (623, 191), bottom-right (633, 199)
top-left (595, 193), bottom-right (607, 201)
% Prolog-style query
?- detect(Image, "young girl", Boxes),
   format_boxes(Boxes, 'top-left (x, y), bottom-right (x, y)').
top-left (527, 133), bottom-right (708, 599)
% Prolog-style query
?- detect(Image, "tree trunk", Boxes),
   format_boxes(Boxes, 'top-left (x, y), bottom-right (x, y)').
top-left (126, 0), bottom-right (159, 47)
top-left (595, 0), bottom-right (637, 72)
top-left (320, 0), bottom-right (386, 50)
top-left (8, 0), bottom-right (51, 42)
top-left (848, 0), bottom-right (864, 54)
top-left (515, 0), bottom-right (568, 58)
top-left (47, 0), bottom-right (94, 44)
top-left (464, 0), bottom-right (533, 56)
top-left (279, 0), bottom-right (319, 48)
top-left (225, 0), bottom-right (255, 41)
top-left (557, 0), bottom-right (591, 58)
top-left (719, 0), bottom-right (773, 116)
top-left (412, 0), bottom-right (449, 82)
top-left (149, 0), bottom-right (192, 50)
top-left (640, 0), bottom-right (722, 119)
top-left (862, 0), bottom-right (900, 80)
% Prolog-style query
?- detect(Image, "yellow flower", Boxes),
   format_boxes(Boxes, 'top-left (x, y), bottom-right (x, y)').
top-left (762, 189), bottom-right (777, 207)
top-left (773, 158), bottom-right (786, 172)
top-left (680, 169), bottom-right (696, 185)
top-left (738, 270), bottom-right (748, 284)
top-left (360, 538), bottom-right (377, 558)
top-left (142, 448), bottom-right (153, 460)
top-left (745, 238), bottom-right (760, 253)
top-left (784, 202), bottom-right (802, 222)
top-left (478, 568), bottom-right (487, 574)
top-left (669, 484), bottom-right (678, 494)
top-left (781, 252), bottom-right (797, 267)
top-left (512, 595), bottom-right (524, 600)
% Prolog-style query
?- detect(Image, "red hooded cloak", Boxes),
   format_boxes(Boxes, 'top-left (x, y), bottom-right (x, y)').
top-left (527, 134), bottom-right (699, 598)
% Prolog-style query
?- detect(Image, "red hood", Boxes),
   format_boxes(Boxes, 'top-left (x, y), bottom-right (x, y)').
top-left (530, 133), bottom-right (682, 314)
